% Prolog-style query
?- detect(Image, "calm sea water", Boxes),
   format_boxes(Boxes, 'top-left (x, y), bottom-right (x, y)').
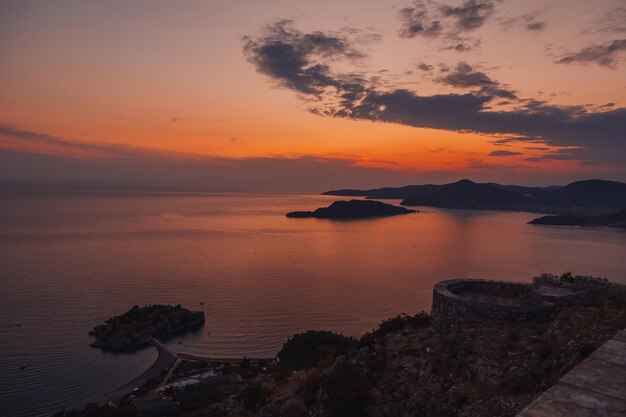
top-left (1, 192), bottom-right (625, 417)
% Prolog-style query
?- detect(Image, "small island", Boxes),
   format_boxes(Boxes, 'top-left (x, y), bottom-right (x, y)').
top-left (89, 304), bottom-right (205, 351)
top-left (286, 199), bottom-right (416, 219)
top-left (529, 208), bottom-right (626, 229)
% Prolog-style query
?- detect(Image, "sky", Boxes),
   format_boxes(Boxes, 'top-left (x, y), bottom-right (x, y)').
top-left (1, 0), bottom-right (625, 191)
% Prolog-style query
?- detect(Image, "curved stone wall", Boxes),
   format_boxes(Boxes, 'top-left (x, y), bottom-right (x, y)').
top-left (431, 276), bottom-right (626, 333)
top-left (431, 279), bottom-right (554, 332)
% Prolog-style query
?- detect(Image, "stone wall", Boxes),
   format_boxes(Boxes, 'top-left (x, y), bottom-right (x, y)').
top-left (431, 279), bottom-right (553, 333)
top-left (446, 279), bottom-right (537, 299)
top-left (533, 274), bottom-right (626, 307)
top-left (516, 329), bottom-right (626, 417)
top-left (432, 276), bottom-right (626, 333)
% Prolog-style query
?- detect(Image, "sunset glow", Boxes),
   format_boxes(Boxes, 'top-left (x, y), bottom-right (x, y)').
top-left (1, 0), bottom-right (625, 189)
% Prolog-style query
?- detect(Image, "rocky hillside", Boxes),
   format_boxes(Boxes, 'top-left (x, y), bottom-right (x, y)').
top-left (62, 302), bottom-right (626, 417)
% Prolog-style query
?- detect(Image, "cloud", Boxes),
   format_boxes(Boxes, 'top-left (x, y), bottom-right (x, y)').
top-left (243, 22), bottom-right (626, 167)
top-left (500, 12), bottom-right (546, 32)
top-left (488, 150), bottom-right (522, 157)
top-left (417, 63), bottom-right (434, 71)
top-left (0, 124), bottom-right (165, 159)
top-left (439, 0), bottom-right (495, 31)
top-left (397, 1), bottom-right (493, 52)
top-left (436, 62), bottom-right (496, 88)
top-left (0, 126), bottom-right (415, 192)
top-left (441, 41), bottom-right (475, 52)
top-left (557, 39), bottom-right (626, 68)
top-left (398, 2), bottom-right (442, 38)
top-left (435, 62), bottom-right (517, 99)
top-left (490, 137), bottom-right (545, 146)
top-left (242, 20), bottom-right (367, 96)
top-left (583, 6), bottom-right (626, 35)
top-left (524, 148), bottom-right (586, 162)
top-left (525, 21), bottom-right (545, 31)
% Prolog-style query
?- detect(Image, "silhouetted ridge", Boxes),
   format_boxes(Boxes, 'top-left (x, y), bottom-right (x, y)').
top-left (286, 200), bottom-right (416, 219)
top-left (323, 184), bottom-right (441, 199)
top-left (322, 179), bottom-right (626, 214)
top-left (402, 179), bottom-right (528, 209)
top-left (531, 179), bottom-right (626, 209)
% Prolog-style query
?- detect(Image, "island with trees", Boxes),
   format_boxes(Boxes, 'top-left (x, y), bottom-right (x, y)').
top-left (89, 304), bottom-right (205, 351)
top-left (529, 208), bottom-right (626, 229)
top-left (286, 199), bottom-right (416, 219)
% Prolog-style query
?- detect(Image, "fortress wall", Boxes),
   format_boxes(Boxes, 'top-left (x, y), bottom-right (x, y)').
top-left (533, 274), bottom-right (626, 306)
top-left (431, 279), bottom-right (552, 333)
top-left (432, 276), bottom-right (626, 333)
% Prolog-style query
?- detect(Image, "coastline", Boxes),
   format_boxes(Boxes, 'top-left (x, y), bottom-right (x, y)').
top-left (89, 340), bottom-right (275, 408)
top-left (93, 338), bottom-right (177, 406)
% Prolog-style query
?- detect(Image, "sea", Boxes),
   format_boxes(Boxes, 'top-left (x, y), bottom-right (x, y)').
top-left (1, 192), bottom-right (625, 417)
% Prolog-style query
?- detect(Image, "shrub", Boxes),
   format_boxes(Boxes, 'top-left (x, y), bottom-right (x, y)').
top-left (239, 382), bottom-right (270, 411)
top-left (174, 384), bottom-right (220, 411)
top-left (320, 361), bottom-right (371, 417)
top-left (359, 312), bottom-right (431, 348)
top-left (508, 373), bottom-right (536, 395)
top-left (278, 330), bottom-right (357, 370)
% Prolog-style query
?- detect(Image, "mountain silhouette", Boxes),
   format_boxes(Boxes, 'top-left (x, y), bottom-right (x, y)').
top-left (323, 179), bottom-right (626, 213)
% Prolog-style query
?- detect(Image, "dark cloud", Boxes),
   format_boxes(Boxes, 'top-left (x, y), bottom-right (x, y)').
top-left (524, 149), bottom-right (586, 162)
top-left (439, 0), bottom-right (495, 31)
top-left (242, 20), bottom-right (367, 95)
top-left (437, 62), bottom-right (494, 88)
top-left (436, 62), bottom-right (517, 99)
top-left (397, 1), bottom-right (492, 52)
top-left (491, 137), bottom-right (545, 146)
top-left (243, 22), bottom-right (626, 167)
top-left (557, 39), bottom-right (626, 68)
top-left (398, 2), bottom-right (442, 38)
top-left (442, 42), bottom-right (474, 52)
top-left (488, 150), bottom-right (522, 157)
top-left (417, 63), bottom-right (434, 71)
top-left (525, 21), bottom-right (545, 31)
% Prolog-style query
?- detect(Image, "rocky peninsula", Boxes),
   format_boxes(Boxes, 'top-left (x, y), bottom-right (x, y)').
top-left (286, 199), bottom-right (416, 219)
top-left (529, 208), bottom-right (626, 229)
top-left (89, 304), bottom-right (205, 351)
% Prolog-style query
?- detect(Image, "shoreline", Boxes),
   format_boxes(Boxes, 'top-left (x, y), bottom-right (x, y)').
top-left (93, 338), bottom-right (177, 406)
top-left (89, 340), bottom-right (275, 407)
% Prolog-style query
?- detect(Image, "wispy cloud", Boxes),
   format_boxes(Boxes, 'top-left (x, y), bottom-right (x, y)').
top-left (397, 0), bottom-right (494, 52)
top-left (488, 150), bottom-right (522, 157)
top-left (0, 126), bottom-right (416, 192)
top-left (557, 39), bottom-right (626, 68)
top-left (440, 0), bottom-right (495, 31)
top-left (435, 62), bottom-right (517, 99)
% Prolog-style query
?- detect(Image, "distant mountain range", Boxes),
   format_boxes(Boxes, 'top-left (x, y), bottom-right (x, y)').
top-left (323, 179), bottom-right (626, 214)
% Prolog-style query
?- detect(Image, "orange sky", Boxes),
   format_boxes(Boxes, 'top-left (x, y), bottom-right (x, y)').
top-left (1, 0), bottom-right (625, 190)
